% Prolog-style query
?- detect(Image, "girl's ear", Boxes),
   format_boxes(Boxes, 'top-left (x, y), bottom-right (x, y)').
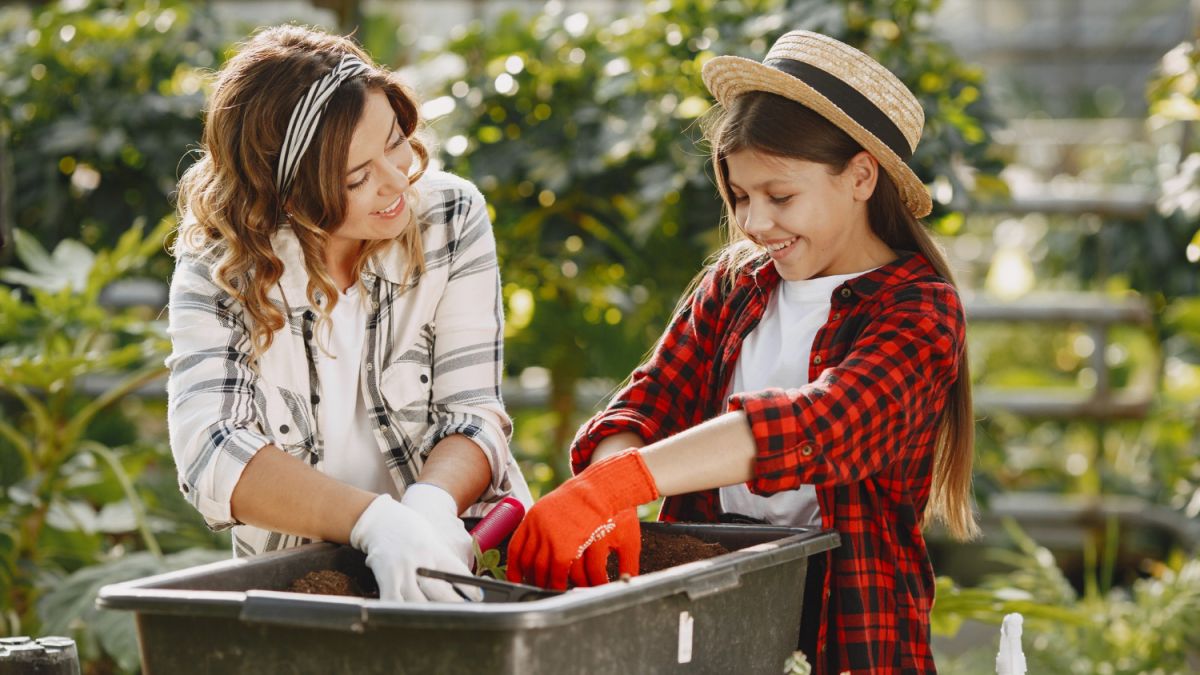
top-left (847, 151), bottom-right (879, 203)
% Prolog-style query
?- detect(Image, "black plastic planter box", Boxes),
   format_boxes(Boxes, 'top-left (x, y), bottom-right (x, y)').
top-left (98, 522), bottom-right (839, 674)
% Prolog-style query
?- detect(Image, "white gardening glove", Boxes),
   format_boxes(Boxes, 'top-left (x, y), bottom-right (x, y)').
top-left (400, 482), bottom-right (475, 569)
top-left (349, 494), bottom-right (475, 602)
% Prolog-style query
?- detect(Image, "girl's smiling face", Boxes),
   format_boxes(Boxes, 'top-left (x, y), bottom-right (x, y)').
top-left (725, 149), bottom-right (894, 280)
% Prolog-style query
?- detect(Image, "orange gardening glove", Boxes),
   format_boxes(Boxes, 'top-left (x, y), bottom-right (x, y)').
top-left (568, 508), bottom-right (641, 587)
top-left (507, 449), bottom-right (659, 590)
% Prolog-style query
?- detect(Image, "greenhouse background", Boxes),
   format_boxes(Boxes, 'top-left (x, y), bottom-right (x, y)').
top-left (1, 0), bottom-right (1198, 672)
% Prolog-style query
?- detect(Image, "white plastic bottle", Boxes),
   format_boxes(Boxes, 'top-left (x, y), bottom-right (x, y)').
top-left (995, 613), bottom-right (1027, 675)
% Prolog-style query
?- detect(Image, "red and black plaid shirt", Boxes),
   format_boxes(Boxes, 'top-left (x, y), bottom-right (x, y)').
top-left (571, 251), bottom-right (965, 674)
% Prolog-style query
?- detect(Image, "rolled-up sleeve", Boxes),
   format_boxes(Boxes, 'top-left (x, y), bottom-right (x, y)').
top-left (420, 185), bottom-right (515, 500)
top-left (727, 284), bottom-right (964, 493)
top-left (165, 255), bottom-right (273, 530)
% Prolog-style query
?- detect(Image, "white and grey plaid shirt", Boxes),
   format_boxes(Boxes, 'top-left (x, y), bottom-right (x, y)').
top-left (166, 171), bottom-right (531, 556)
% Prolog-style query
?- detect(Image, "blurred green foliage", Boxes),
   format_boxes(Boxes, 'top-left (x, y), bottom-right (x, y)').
top-left (0, 0), bottom-right (225, 275)
top-left (38, 548), bottom-right (227, 672)
top-left (1145, 39), bottom-right (1200, 299)
top-left (1022, 39), bottom-right (1200, 306)
top-left (0, 218), bottom-right (226, 670)
top-left (934, 522), bottom-right (1200, 672)
top-left (961, 40), bottom-right (1200, 519)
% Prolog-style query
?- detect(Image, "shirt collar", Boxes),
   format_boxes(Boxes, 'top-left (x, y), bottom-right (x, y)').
top-left (270, 225), bottom-right (410, 304)
top-left (363, 237), bottom-right (414, 288)
top-left (844, 250), bottom-right (939, 299)
top-left (743, 249), bottom-right (940, 298)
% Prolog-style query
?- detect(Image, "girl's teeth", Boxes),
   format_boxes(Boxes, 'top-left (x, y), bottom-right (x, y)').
top-left (767, 238), bottom-right (796, 251)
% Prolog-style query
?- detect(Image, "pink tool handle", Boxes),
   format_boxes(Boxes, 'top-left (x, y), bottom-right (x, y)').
top-left (469, 496), bottom-right (526, 553)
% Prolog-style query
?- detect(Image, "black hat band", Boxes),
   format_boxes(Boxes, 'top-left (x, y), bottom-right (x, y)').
top-left (764, 58), bottom-right (912, 161)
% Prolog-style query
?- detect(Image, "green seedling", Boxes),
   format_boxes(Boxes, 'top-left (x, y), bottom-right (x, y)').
top-left (783, 650), bottom-right (812, 675)
top-left (474, 541), bottom-right (506, 580)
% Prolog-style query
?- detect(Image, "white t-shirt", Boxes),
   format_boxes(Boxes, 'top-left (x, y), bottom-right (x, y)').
top-left (315, 285), bottom-right (399, 498)
top-left (720, 269), bottom-right (871, 526)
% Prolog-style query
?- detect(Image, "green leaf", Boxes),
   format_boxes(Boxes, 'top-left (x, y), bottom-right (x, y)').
top-left (38, 548), bottom-right (229, 672)
top-left (0, 268), bottom-right (52, 289)
top-left (11, 229), bottom-right (55, 277)
top-left (473, 541), bottom-right (507, 580)
top-left (50, 240), bottom-right (97, 292)
top-left (1, 231), bottom-right (96, 292)
top-left (783, 650), bottom-right (812, 675)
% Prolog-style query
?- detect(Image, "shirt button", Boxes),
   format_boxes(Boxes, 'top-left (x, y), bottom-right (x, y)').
top-left (366, 363), bottom-right (374, 371)
top-left (839, 288), bottom-right (852, 299)
top-left (303, 330), bottom-right (313, 340)
top-left (311, 394), bottom-right (320, 404)
top-left (813, 355), bottom-right (823, 365)
top-left (309, 454), bottom-right (319, 466)
top-left (801, 444), bottom-right (815, 456)
top-left (420, 374), bottom-right (429, 384)
top-left (279, 424), bottom-right (290, 434)
top-left (378, 424), bottom-right (389, 433)
top-left (180, 483), bottom-right (190, 494)
top-left (832, 312), bottom-right (842, 321)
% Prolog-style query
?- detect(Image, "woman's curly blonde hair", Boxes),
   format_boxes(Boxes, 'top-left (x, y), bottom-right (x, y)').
top-left (175, 25), bottom-right (429, 358)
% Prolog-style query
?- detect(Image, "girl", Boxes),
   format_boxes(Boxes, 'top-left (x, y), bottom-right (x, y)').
top-left (167, 25), bottom-right (530, 602)
top-left (507, 30), bottom-right (976, 673)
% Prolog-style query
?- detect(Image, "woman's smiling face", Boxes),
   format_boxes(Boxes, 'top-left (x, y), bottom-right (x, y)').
top-left (331, 88), bottom-right (416, 245)
top-left (725, 149), bottom-right (890, 280)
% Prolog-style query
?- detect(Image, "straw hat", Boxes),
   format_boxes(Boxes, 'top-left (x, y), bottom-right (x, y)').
top-left (702, 30), bottom-right (932, 218)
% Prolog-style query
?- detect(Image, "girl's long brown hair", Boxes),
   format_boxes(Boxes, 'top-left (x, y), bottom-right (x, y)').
top-left (705, 92), bottom-right (978, 540)
top-left (175, 25), bottom-right (429, 357)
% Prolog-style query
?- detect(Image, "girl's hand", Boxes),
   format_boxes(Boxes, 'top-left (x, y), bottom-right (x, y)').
top-left (506, 450), bottom-right (659, 589)
top-left (568, 507), bottom-right (642, 587)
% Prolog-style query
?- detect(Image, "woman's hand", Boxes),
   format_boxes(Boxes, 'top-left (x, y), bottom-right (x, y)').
top-left (349, 494), bottom-right (476, 602)
top-left (506, 450), bottom-right (659, 590)
top-left (400, 482), bottom-right (475, 568)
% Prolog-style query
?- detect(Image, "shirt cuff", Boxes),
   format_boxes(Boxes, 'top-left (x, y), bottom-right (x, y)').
top-left (193, 426), bottom-right (274, 531)
top-left (726, 388), bottom-right (819, 495)
top-left (571, 411), bottom-right (657, 474)
top-left (423, 412), bottom-right (510, 497)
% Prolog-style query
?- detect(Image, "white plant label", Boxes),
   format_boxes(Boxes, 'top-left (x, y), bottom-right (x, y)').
top-left (677, 611), bottom-right (694, 663)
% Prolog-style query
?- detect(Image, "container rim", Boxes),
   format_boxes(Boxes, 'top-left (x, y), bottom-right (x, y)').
top-left (98, 524), bottom-right (840, 632)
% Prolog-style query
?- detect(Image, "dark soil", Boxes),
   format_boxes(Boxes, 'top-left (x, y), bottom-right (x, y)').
top-left (288, 569), bottom-right (374, 597)
top-left (605, 529), bottom-right (729, 581)
top-left (285, 530), bottom-right (730, 596)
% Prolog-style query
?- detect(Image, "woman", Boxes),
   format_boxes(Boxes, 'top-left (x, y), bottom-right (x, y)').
top-left (166, 25), bottom-right (530, 602)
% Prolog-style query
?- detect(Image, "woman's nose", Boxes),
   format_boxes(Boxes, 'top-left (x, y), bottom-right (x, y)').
top-left (378, 160), bottom-right (410, 195)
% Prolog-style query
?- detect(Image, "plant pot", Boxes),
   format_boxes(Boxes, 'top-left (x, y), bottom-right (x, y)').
top-left (97, 522), bottom-right (839, 674)
top-left (0, 637), bottom-right (80, 675)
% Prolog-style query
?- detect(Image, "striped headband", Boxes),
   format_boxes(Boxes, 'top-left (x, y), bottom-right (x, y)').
top-left (276, 53), bottom-right (372, 197)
